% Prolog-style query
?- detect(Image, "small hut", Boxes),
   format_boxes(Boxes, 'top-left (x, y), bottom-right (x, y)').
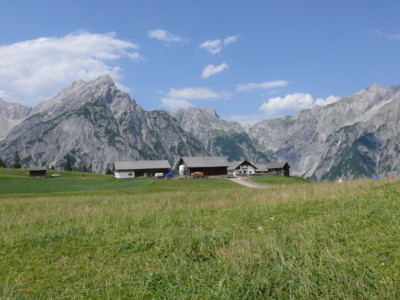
top-left (28, 167), bottom-right (47, 178)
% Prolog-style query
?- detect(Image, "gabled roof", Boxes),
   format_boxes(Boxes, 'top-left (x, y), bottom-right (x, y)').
top-left (114, 160), bottom-right (171, 171)
top-left (265, 162), bottom-right (290, 169)
top-left (28, 166), bottom-right (47, 171)
top-left (228, 160), bottom-right (257, 170)
top-left (256, 161), bottom-right (290, 172)
top-left (179, 156), bottom-right (229, 168)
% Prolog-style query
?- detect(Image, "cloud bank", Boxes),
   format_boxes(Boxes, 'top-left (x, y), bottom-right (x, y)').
top-left (0, 32), bottom-right (142, 106)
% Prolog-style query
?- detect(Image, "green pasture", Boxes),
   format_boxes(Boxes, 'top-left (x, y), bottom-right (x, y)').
top-left (0, 167), bottom-right (399, 298)
top-left (0, 168), bottom-right (153, 196)
top-left (251, 174), bottom-right (310, 185)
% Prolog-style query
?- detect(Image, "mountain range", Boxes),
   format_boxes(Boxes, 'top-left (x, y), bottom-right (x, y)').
top-left (1, 75), bottom-right (399, 180)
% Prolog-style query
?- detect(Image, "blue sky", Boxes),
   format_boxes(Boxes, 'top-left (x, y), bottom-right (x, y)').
top-left (1, 0), bottom-right (399, 123)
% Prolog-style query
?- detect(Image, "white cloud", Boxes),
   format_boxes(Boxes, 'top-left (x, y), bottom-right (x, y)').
top-left (315, 95), bottom-right (341, 106)
top-left (259, 93), bottom-right (340, 118)
top-left (161, 98), bottom-right (192, 110)
top-left (201, 63), bottom-right (228, 79)
top-left (148, 29), bottom-right (186, 42)
top-left (236, 80), bottom-right (288, 92)
top-left (199, 34), bottom-right (239, 54)
top-left (199, 39), bottom-right (223, 54)
top-left (0, 32), bottom-right (142, 106)
top-left (167, 87), bottom-right (230, 100)
top-left (0, 90), bottom-right (11, 100)
top-left (374, 29), bottom-right (400, 40)
top-left (224, 35), bottom-right (239, 45)
top-left (260, 93), bottom-right (313, 117)
top-left (161, 86), bottom-right (231, 111)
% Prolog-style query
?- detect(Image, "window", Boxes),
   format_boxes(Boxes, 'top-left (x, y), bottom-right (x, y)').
top-left (128, 173), bottom-right (133, 176)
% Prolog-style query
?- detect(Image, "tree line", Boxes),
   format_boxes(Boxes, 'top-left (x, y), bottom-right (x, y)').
top-left (0, 151), bottom-right (21, 168)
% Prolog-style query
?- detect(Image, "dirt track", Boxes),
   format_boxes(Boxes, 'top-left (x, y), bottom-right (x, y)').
top-left (228, 177), bottom-right (266, 189)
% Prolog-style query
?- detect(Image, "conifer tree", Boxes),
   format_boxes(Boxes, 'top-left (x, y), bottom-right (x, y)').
top-left (12, 151), bottom-right (21, 169)
top-left (0, 156), bottom-right (5, 168)
top-left (65, 155), bottom-right (73, 171)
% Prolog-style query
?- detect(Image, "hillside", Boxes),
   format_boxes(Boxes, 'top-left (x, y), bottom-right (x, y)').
top-left (0, 172), bottom-right (398, 298)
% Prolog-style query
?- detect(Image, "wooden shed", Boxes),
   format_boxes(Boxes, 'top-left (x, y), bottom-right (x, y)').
top-left (176, 156), bottom-right (229, 176)
top-left (28, 167), bottom-right (47, 178)
top-left (113, 160), bottom-right (171, 179)
top-left (256, 162), bottom-right (291, 177)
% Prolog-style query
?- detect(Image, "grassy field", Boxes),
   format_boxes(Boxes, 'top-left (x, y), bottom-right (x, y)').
top-left (1, 168), bottom-right (399, 298)
top-left (251, 175), bottom-right (310, 186)
top-left (0, 168), bottom-right (153, 196)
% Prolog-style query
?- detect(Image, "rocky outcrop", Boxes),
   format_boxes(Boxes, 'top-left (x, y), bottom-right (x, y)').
top-left (0, 100), bottom-right (32, 141)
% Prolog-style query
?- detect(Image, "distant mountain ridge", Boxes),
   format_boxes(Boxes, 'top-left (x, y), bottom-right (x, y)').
top-left (1, 76), bottom-right (399, 180)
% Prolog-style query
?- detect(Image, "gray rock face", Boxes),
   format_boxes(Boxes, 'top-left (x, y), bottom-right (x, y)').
top-left (246, 83), bottom-right (400, 180)
top-left (0, 100), bottom-right (32, 140)
top-left (171, 107), bottom-right (272, 163)
top-left (0, 76), bottom-right (207, 172)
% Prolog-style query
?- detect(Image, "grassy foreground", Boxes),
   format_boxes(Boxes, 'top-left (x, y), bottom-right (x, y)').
top-left (1, 170), bottom-right (399, 298)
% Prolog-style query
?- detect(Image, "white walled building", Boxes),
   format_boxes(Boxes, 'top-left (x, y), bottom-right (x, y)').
top-left (228, 160), bottom-right (257, 176)
top-left (113, 160), bottom-right (170, 179)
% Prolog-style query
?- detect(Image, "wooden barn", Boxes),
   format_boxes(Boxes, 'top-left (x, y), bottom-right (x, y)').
top-left (228, 160), bottom-right (257, 176)
top-left (113, 160), bottom-right (171, 179)
top-left (256, 162), bottom-right (291, 177)
top-left (176, 156), bottom-right (229, 176)
top-left (28, 167), bottom-right (47, 178)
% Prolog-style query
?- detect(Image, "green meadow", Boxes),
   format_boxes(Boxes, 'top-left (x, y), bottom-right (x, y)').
top-left (0, 168), bottom-right (399, 298)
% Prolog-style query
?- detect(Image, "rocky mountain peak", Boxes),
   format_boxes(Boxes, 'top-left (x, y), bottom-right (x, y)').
top-left (32, 75), bottom-right (133, 117)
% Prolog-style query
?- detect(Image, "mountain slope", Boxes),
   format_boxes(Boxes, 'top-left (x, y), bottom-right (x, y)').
top-left (0, 76), bottom-right (207, 172)
top-left (171, 107), bottom-right (272, 163)
top-left (247, 83), bottom-right (400, 180)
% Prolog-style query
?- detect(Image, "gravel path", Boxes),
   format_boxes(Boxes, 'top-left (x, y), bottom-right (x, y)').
top-left (228, 177), bottom-right (266, 189)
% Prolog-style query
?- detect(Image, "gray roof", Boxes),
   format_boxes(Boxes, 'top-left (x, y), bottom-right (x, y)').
top-left (179, 156), bottom-right (229, 168)
top-left (228, 160), bottom-right (257, 170)
top-left (114, 160), bottom-right (171, 171)
top-left (256, 161), bottom-right (290, 172)
top-left (28, 166), bottom-right (47, 171)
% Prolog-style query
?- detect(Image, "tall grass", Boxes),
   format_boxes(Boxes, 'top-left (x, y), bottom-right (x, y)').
top-left (0, 178), bottom-right (399, 298)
